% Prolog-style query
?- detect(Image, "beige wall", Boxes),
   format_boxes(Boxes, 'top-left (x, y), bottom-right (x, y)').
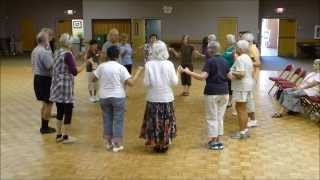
top-left (83, 0), bottom-right (260, 41)
top-left (260, 0), bottom-right (320, 41)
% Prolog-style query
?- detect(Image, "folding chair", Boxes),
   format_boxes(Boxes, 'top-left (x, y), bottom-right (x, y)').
top-left (268, 64), bottom-right (294, 94)
top-left (301, 96), bottom-right (320, 120)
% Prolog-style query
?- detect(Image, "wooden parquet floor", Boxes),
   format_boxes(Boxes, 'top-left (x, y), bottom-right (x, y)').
top-left (1, 57), bottom-right (319, 180)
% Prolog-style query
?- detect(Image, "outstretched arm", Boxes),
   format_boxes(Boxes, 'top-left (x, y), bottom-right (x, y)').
top-left (182, 67), bottom-right (208, 81)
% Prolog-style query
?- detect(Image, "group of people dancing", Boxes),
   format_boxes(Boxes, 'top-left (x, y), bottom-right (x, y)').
top-left (31, 27), bottom-right (265, 153)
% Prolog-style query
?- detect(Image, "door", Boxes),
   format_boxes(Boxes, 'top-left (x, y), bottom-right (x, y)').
top-left (145, 19), bottom-right (161, 41)
top-left (278, 19), bottom-right (297, 57)
top-left (132, 19), bottom-right (145, 61)
top-left (217, 17), bottom-right (238, 50)
top-left (92, 19), bottom-right (131, 42)
top-left (21, 19), bottom-right (36, 51)
top-left (57, 20), bottom-right (72, 37)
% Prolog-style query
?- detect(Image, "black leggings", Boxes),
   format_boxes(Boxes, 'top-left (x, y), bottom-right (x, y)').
top-left (56, 103), bottom-right (73, 124)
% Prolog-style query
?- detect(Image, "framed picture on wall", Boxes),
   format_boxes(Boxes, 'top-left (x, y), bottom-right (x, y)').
top-left (315, 25), bottom-right (320, 39)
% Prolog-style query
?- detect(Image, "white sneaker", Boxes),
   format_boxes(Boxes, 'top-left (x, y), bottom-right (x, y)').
top-left (105, 141), bottom-right (113, 150)
top-left (113, 145), bottom-right (124, 152)
top-left (247, 120), bottom-right (258, 128)
top-left (62, 136), bottom-right (77, 144)
top-left (95, 96), bottom-right (100, 102)
top-left (89, 96), bottom-right (96, 102)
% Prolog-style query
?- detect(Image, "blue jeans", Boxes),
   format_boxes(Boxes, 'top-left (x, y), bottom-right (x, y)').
top-left (100, 97), bottom-right (126, 145)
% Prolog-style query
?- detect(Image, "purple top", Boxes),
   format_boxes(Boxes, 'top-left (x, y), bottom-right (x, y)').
top-left (64, 52), bottom-right (77, 76)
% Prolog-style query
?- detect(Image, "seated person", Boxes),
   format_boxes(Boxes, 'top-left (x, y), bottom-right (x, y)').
top-left (272, 59), bottom-right (320, 118)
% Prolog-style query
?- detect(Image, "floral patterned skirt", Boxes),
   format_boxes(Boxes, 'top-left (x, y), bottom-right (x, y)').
top-left (139, 101), bottom-right (177, 149)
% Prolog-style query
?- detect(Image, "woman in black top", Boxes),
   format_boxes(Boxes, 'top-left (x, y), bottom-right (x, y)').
top-left (169, 35), bottom-right (204, 96)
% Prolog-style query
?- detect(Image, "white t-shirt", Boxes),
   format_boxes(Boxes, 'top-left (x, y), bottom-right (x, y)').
top-left (231, 54), bottom-right (254, 92)
top-left (144, 59), bottom-right (178, 102)
top-left (94, 61), bottom-right (131, 98)
top-left (300, 72), bottom-right (320, 96)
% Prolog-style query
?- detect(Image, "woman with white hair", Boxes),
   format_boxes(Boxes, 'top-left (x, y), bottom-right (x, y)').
top-left (31, 31), bottom-right (55, 134)
top-left (181, 41), bottom-right (230, 150)
top-left (242, 32), bottom-right (260, 128)
top-left (208, 34), bottom-right (217, 43)
top-left (102, 28), bottom-right (120, 56)
top-left (140, 40), bottom-right (179, 153)
top-left (229, 40), bottom-right (254, 139)
top-left (50, 33), bottom-right (87, 144)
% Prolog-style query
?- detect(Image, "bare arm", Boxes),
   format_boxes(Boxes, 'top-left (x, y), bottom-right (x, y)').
top-left (193, 49), bottom-right (205, 58)
top-left (300, 80), bottom-right (320, 89)
top-left (125, 66), bottom-right (144, 87)
top-left (169, 48), bottom-right (181, 58)
top-left (183, 67), bottom-right (208, 81)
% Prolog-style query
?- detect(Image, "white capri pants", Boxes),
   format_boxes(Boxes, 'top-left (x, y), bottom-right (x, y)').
top-left (205, 94), bottom-right (229, 138)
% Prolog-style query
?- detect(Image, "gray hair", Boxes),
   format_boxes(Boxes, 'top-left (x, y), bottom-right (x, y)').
top-left (236, 40), bottom-right (250, 53)
top-left (207, 41), bottom-right (220, 54)
top-left (36, 31), bottom-right (48, 44)
top-left (241, 33), bottom-right (255, 43)
top-left (208, 34), bottom-right (217, 42)
top-left (226, 34), bottom-right (236, 45)
top-left (151, 40), bottom-right (169, 61)
top-left (59, 33), bottom-right (73, 48)
top-left (41, 28), bottom-right (54, 36)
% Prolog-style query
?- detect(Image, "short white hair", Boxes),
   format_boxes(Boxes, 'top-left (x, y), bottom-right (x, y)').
top-left (236, 40), bottom-right (250, 53)
top-left (241, 33), bottom-right (255, 43)
top-left (207, 41), bottom-right (220, 53)
top-left (226, 34), bottom-right (236, 45)
top-left (151, 40), bottom-right (169, 61)
top-left (36, 31), bottom-right (48, 44)
top-left (208, 34), bottom-right (217, 42)
top-left (59, 33), bottom-right (73, 48)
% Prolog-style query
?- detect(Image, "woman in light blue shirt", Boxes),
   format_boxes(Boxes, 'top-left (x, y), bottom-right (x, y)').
top-left (119, 33), bottom-right (133, 74)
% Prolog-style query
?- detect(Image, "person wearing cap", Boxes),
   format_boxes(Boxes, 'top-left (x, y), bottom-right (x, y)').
top-left (272, 59), bottom-right (320, 118)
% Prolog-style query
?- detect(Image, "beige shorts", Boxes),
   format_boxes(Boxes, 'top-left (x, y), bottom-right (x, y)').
top-left (232, 91), bottom-right (255, 113)
top-left (87, 72), bottom-right (99, 91)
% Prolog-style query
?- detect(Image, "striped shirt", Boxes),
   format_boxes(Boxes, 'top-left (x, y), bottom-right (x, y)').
top-left (31, 45), bottom-right (54, 77)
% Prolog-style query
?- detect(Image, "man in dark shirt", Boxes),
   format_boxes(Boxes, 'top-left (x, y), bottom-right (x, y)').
top-left (181, 41), bottom-right (230, 151)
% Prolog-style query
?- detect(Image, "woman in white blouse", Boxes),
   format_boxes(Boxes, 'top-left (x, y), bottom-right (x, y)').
top-left (139, 40), bottom-right (180, 153)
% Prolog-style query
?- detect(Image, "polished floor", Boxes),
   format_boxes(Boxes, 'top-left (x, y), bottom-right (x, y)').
top-left (1, 57), bottom-right (319, 180)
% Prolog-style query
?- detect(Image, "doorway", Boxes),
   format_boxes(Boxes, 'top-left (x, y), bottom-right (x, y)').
top-left (145, 19), bottom-right (161, 42)
top-left (261, 18), bottom-right (279, 56)
top-left (57, 20), bottom-right (72, 38)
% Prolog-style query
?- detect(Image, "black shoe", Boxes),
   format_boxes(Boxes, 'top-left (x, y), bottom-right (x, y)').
top-left (40, 127), bottom-right (56, 134)
top-left (159, 147), bottom-right (168, 153)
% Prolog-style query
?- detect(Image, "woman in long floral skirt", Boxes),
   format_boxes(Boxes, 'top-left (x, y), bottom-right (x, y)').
top-left (139, 40), bottom-right (180, 153)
